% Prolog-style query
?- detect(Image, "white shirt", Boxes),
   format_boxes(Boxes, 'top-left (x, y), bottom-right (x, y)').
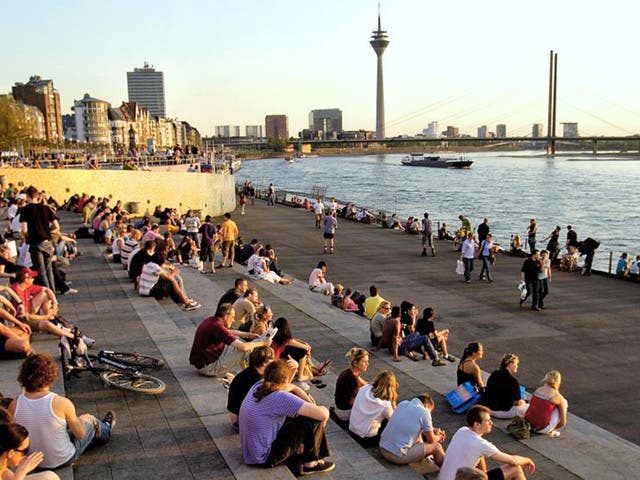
top-left (313, 201), bottom-right (324, 215)
top-left (439, 427), bottom-right (500, 480)
top-left (461, 239), bottom-right (476, 259)
top-left (308, 267), bottom-right (325, 288)
top-left (349, 384), bottom-right (394, 438)
top-left (139, 262), bottom-right (163, 296)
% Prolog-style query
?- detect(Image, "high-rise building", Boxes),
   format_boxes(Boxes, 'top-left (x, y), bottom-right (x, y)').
top-left (444, 126), bottom-right (460, 138)
top-left (422, 121), bottom-right (439, 139)
top-left (215, 125), bottom-right (241, 137)
top-left (496, 124), bottom-right (507, 138)
top-left (265, 115), bottom-right (289, 139)
top-left (532, 123), bottom-right (544, 138)
top-left (12, 75), bottom-right (63, 142)
top-left (477, 125), bottom-right (488, 138)
top-left (126, 62), bottom-right (166, 118)
top-left (73, 93), bottom-right (111, 145)
top-left (370, 8), bottom-right (389, 140)
top-left (562, 122), bottom-right (579, 138)
top-left (245, 125), bottom-right (263, 138)
top-left (308, 109), bottom-right (343, 138)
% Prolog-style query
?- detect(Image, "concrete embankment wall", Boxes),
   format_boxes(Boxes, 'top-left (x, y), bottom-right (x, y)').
top-left (1, 168), bottom-right (237, 216)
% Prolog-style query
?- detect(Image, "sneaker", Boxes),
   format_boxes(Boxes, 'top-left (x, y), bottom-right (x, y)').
top-left (444, 354), bottom-right (456, 362)
top-left (432, 358), bottom-right (446, 367)
top-left (294, 381), bottom-right (311, 392)
top-left (63, 288), bottom-right (79, 295)
top-left (81, 335), bottom-right (96, 348)
top-left (183, 302), bottom-right (201, 311)
top-left (301, 461), bottom-right (335, 476)
top-left (102, 410), bottom-right (116, 430)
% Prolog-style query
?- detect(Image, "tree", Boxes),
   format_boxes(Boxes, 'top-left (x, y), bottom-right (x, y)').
top-left (267, 137), bottom-right (287, 152)
top-left (0, 95), bottom-right (34, 150)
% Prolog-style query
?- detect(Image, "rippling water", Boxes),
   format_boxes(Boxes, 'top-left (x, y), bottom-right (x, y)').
top-left (234, 152), bottom-right (640, 271)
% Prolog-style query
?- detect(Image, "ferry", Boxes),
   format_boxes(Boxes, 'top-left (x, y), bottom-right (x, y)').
top-left (401, 153), bottom-right (473, 169)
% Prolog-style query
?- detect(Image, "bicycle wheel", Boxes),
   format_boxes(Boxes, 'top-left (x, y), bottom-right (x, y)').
top-left (99, 351), bottom-right (165, 369)
top-left (100, 371), bottom-right (166, 395)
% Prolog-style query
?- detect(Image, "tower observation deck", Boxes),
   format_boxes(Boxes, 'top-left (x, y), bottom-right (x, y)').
top-left (370, 8), bottom-right (389, 140)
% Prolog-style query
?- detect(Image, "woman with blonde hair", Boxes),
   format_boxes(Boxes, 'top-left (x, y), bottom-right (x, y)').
top-left (349, 370), bottom-right (397, 445)
top-left (333, 348), bottom-right (370, 421)
top-left (525, 370), bottom-right (568, 437)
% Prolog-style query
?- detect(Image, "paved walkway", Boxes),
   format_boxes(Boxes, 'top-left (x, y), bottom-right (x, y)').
top-left (3, 204), bottom-right (635, 480)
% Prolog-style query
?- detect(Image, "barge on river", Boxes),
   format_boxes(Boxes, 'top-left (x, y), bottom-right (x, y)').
top-left (401, 153), bottom-right (473, 169)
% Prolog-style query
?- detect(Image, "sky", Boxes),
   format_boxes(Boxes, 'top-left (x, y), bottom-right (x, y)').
top-left (2, 0), bottom-right (639, 138)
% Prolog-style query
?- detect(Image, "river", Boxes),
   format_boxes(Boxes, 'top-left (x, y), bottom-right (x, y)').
top-left (234, 152), bottom-right (640, 272)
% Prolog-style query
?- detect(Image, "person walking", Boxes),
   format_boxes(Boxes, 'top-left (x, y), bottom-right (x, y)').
top-left (421, 212), bottom-right (436, 257)
top-left (527, 219), bottom-right (538, 253)
top-left (478, 233), bottom-right (494, 282)
top-left (460, 232), bottom-right (476, 283)
top-left (267, 183), bottom-right (276, 206)
top-left (313, 198), bottom-right (324, 229)
top-left (322, 210), bottom-right (337, 254)
top-left (538, 249), bottom-right (552, 309)
top-left (218, 213), bottom-right (239, 268)
top-left (477, 218), bottom-right (490, 244)
top-left (520, 251), bottom-right (541, 311)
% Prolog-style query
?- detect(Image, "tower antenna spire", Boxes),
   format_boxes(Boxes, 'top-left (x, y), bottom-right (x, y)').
top-left (370, 3), bottom-right (389, 140)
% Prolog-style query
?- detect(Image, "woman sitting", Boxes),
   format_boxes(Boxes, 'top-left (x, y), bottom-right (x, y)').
top-left (331, 284), bottom-right (344, 307)
top-left (349, 370), bottom-right (397, 446)
top-left (457, 342), bottom-right (485, 391)
top-left (0, 421), bottom-right (59, 480)
top-left (271, 317), bottom-right (332, 390)
top-left (398, 302), bottom-right (446, 366)
top-left (340, 288), bottom-right (359, 312)
top-left (524, 370), bottom-right (568, 437)
top-left (177, 235), bottom-right (198, 264)
top-left (247, 248), bottom-right (292, 285)
top-left (416, 307), bottom-right (455, 362)
top-left (438, 223), bottom-right (453, 241)
top-left (559, 246), bottom-right (579, 272)
top-left (333, 348), bottom-right (369, 422)
top-left (249, 305), bottom-right (272, 337)
top-left (480, 353), bottom-right (529, 419)
top-left (239, 360), bottom-right (335, 475)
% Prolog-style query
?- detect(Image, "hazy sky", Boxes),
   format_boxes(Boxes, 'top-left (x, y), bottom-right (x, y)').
top-left (2, 0), bottom-right (638, 138)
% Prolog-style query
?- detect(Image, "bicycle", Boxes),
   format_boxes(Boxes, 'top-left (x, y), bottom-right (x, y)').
top-left (59, 329), bottom-right (166, 395)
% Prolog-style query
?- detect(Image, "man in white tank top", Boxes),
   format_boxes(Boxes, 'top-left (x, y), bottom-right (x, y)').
top-left (9, 353), bottom-right (116, 469)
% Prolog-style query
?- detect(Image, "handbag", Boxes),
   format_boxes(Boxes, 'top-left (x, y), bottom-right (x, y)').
top-left (507, 416), bottom-right (531, 439)
top-left (456, 259), bottom-right (465, 275)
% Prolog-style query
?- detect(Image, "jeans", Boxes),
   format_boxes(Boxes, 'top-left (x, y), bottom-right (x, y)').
top-left (29, 241), bottom-right (55, 290)
top-left (524, 279), bottom-right (540, 308)
top-left (67, 416), bottom-right (112, 464)
top-left (528, 235), bottom-right (536, 253)
top-left (479, 255), bottom-right (492, 281)
top-left (463, 257), bottom-right (474, 281)
top-left (539, 278), bottom-right (549, 307)
top-left (264, 416), bottom-right (330, 467)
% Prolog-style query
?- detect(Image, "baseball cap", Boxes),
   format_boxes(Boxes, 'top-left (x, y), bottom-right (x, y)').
top-left (15, 267), bottom-right (38, 282)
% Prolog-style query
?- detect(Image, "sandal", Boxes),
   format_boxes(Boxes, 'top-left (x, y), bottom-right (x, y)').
top-left (549, 430), bottom-right (561, 438)
top-left (315, 382), bottom-right (327, 389)
top-left (312, 359), bottom-right (334, 376)
top-left (310, 379), bottom-right (323, 385)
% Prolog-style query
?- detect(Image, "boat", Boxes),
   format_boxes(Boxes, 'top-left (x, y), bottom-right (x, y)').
top-left (401, 153), bottom-right (473, 169)
top-left (284, 156), bottom-right (296, 164)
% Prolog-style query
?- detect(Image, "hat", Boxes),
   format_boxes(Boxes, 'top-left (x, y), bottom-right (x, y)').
top-left (15, 193), bottom-right (27, 201)
top-left (16, 267), bottom-right (38, 281)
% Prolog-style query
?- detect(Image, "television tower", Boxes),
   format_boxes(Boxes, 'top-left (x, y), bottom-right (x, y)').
top-left (370, 5), bottom-right (389, 140)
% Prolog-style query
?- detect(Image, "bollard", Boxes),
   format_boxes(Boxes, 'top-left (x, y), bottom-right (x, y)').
top-left (608, 251), bottom-right (613, 275)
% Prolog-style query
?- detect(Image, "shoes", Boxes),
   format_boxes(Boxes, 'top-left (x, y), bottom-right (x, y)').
top-left (329, 249), bottom-right (334, 254)
top-left (102, 410), bottom-right (116, 430)
top-left (294, 381), bottom-right (311, 392)
top-left (63, 288), bottom-right (79, 295)
top-left (444, 354), bottom-right (456, 362)
top-left (183, 301), bottom-right (202, 311)
top-left (215, 265), bottom-right (225, 269)
top-left (519, 299), bottom-right (525, 307)
top-left (531, 307), bottom-right (540, 311)
top-left (465, 279), bottom-right (471, 283)
top-left (432, 358), bottom-right (446, 367)
top-left (81, 335), bottom-right (96, 348)
top-left (405, 352), bottom-right (420, 361)
top-left (421, 250), bottom-right (427, 257)
top-left (301, 461), bottom-right (335, 476)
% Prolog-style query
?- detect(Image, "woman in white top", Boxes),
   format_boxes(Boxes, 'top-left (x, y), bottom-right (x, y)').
top-left (249, 248), bottom-right (292, 285)
top-left (9, 354), bottom-right (115, 469)
top-left (349, 370), bottom-right (397, 446)
top-left (478, 233), bottom-right (494, 282)
top-left (538, 249), bottom-right (552, 309)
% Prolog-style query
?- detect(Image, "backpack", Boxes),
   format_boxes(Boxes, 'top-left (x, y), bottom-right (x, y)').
top-left (507, 416), bottom-right (531, 440)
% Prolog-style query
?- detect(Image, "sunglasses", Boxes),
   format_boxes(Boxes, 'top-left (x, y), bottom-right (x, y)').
top-left (14, 446), bottom-right (29, 455)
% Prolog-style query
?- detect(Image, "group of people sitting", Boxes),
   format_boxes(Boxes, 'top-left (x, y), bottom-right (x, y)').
top-left (616, 252), bottom-right (640, 280)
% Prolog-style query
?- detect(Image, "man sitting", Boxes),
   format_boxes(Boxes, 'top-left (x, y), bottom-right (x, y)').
top-left (232, 288), bottom-right (260, 329)
top-left (379, 393), bottom-right (445, 467)
top-left (438, 405), bottom-right (535, 480)
top-left (218, 278), bottom-right (248, 307)
top-left (138, 252), bottom-right (201, 311)
top-left (189, 303), bottom-right (271, 377)
top-left (308, 261), bottom-right (334, 295)
top-left (364, 285), bottom-right (386, 320)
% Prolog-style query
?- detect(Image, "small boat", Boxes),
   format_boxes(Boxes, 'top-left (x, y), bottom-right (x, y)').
top-left (284, 156), bottom-right (296, 164)
top-left (401, 153), bottom-right (473, 169)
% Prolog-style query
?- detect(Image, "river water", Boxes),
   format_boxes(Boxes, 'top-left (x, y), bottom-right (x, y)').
top-left (234, 152), bottom-right (640, 272)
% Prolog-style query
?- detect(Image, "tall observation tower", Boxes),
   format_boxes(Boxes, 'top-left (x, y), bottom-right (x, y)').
top-left (370, 6), bottom-right (389, 140)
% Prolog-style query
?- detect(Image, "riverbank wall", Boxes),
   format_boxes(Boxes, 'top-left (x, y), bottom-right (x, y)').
top-left (2, 168), bottom-right (236, 216)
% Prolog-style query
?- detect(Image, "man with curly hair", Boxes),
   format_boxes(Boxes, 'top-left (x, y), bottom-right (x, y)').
top-left (9, 353), bottom-right (116, 469)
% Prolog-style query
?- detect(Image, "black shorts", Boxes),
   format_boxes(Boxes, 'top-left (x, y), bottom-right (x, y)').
top-left (0, 336), bottom-right (25, 360)
top-left (323, 232), bottom-right (334, 239)
top-left (488, 467), bottom-right (505, 480)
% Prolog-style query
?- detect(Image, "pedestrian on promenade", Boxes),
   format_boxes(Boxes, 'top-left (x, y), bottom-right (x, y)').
top-left (246, 181), bottom-right (256, 205)
top-left (538, 250), bottom-right (551, 309)
top-left (20, 186), bottom-right (58, 290)
top-left (313, 198), bottom-right (324, 229)
top-left (526, 219), bottom-right (537, 253)
top-left (184, 210), bottom-right (201, 248)
top-left (542, 225), bottom-right (561, 265)
top-left (478, 233), bottom-right (494, 282)
top-left (218, 212), bottom-right (239, 268)
top-left (460, 232), bottom-right (476, 283)
top-left (322, 210), bottom-right (337, 254)
top-left (379, 393), bottom-right (446, 467)
top-left (520, 250), bottom-right (541, 311)
top-left (438, 405), bottom-right (535, 480)
top-left (267, 183), bottom-right (276, 205)
top-left (10, 354), bottom-right (116, 469)
top-left (239, 192), bottom-right (247, 215)
top-left (565, 225), bottom-right (578, 249)
top-left (421, 212), bottom-right (436, 257)
top-left (477, 218), bottom-right (490, 244)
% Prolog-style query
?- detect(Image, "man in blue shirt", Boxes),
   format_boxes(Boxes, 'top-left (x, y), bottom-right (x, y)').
top-left (379, 393), bottom-right (445, 466)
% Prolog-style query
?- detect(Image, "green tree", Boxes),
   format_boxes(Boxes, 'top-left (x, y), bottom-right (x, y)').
top-left (0, 95), bottom-right (34, 150)
top-left (267, 137), bottom-right (287, 152)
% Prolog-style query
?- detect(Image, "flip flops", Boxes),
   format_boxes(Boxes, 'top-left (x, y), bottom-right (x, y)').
top-left (311, 379), bottom-right (327, 388)
top-left (312, 359), bottom-right (334, 377)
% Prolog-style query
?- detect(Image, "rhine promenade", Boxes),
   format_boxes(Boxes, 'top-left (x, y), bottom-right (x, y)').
top-left (1, 204), bottom-right (637, 480)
